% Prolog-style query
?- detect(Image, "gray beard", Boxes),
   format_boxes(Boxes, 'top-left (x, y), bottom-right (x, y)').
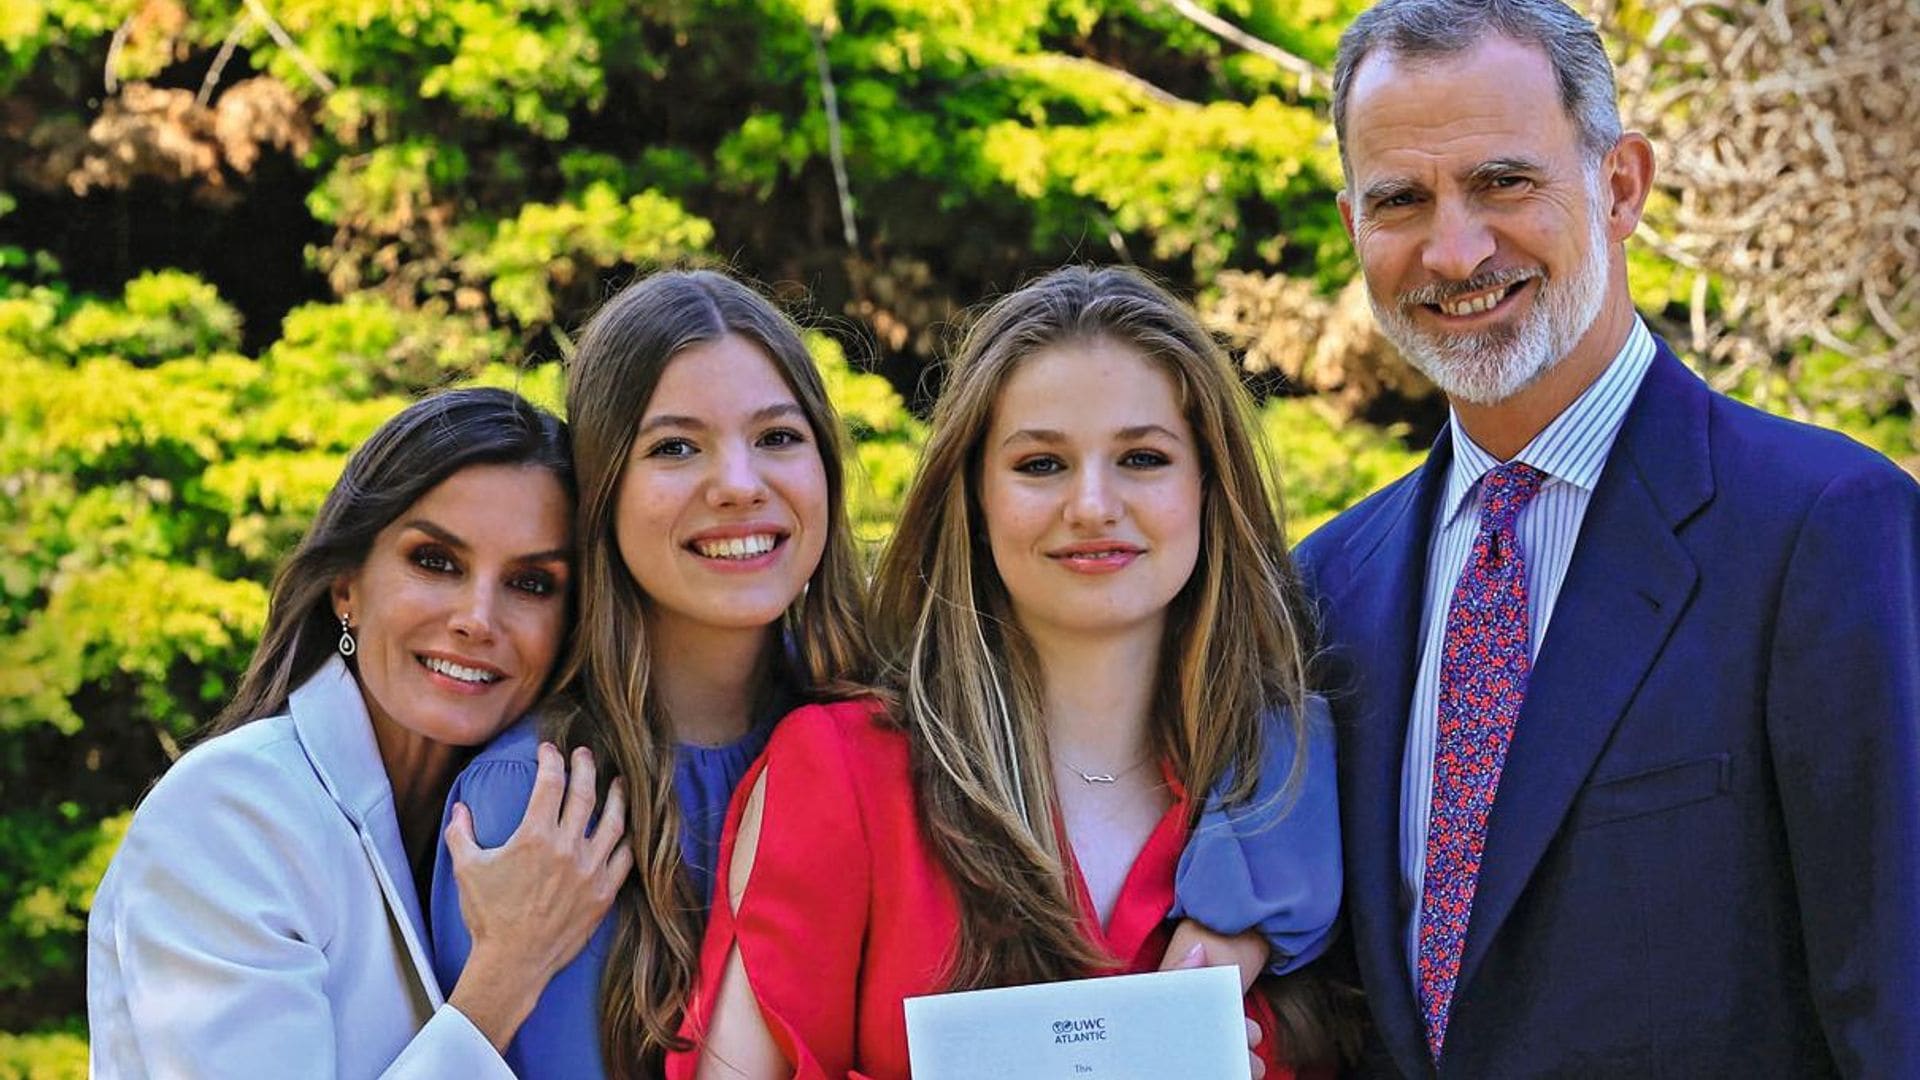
top-left (1371, 194), bottom-right (1612, 407)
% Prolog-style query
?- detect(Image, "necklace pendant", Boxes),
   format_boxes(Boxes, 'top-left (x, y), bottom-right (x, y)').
top-left (1078, 771), bottom-right (1118, 785)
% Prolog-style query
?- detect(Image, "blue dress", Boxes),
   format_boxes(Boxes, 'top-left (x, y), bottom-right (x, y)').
top-left (428, 710), bottom-right (778, 1078)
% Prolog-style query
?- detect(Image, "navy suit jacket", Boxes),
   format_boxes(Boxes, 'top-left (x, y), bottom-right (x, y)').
top-left (1295, 338), bottom-right (1920, 1078)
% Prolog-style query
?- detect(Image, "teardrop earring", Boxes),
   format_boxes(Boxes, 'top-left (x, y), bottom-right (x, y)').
top-left (337, 612), bottom-right (357, 658)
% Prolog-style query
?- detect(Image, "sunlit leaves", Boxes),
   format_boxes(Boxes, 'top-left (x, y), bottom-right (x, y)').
top-left (0, 560), bottom-right (267, 737)
top-left (810, 331), bottom-right (928, 546)
top-left (1261, 396), bottom-right (1422, 538)
top-left (980, 96), bottom-right (1338, 273)
top-left (467, 184), bottom-right (715, 326)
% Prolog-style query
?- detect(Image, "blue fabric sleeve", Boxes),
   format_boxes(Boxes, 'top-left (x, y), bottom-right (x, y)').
top-left (430, 718), bottom-right (613, 1079)
top-left (1171, 695), bottom-right (1344, 975)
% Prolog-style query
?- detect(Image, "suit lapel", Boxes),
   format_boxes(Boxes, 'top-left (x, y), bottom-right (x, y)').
top-left (1323, 430), bottom-right (1454, 1078)
top-left (1455, 344), bottom-right (1713, 993)
top-left (289, 658), bottom-right (447, 1009)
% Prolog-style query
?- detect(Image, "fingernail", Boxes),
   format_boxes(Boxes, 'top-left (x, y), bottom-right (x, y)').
top-left (1183, 943), bottom-right (1205, 964)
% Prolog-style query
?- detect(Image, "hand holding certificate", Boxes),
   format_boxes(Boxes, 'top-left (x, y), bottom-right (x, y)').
top-left (904, 965), bottom-right (1252, 1080)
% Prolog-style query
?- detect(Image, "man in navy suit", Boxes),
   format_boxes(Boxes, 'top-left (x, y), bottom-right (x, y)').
top-left (1295, 0), bottom-right (1920, 1075)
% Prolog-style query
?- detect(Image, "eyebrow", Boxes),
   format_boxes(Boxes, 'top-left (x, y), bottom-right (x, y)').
top-left (1360, 177), bottom-right (1421, 206)
top-left (402, 520), bottom-right (572, 565)
top-left (637, 402), bottom-right (807, 435)
top-left (1465, 157), bottom-right (1546, 184)
top-left (1000, 423), bottom-right (1187, 448)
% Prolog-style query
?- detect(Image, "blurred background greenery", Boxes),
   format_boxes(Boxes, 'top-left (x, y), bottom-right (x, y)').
top-left (0, 0), bottom-right (1912, 1073)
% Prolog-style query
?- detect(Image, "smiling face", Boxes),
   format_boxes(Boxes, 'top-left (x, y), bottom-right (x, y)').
top-left (978, 337), bottom-right (1203, 646)
top-left (614, 333), bottom-right (829, 644)
top-left (1338, 35), bottom-right (1620, 406)
top-left (331, 462), bottom-right (572, 751)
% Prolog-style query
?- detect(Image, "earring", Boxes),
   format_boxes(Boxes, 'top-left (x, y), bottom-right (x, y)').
top-left (337, 612), bottom-right (357, 658)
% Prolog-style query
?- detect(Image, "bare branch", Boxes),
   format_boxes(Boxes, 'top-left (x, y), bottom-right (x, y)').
top-left (1011, 53), bottom-right (1199, 109)
top-left (104, 15), bottom-right (134, 94)
top-left (1150, 0), bottom-right (1325, 92)
top-left (810, 25), bottom-right (857, 250)
top-left (242, 0), bottom-right (336, 93)
top-left (197, 13), bottom-right (255, 107)
top-left (152, 719), bottom-right (182, 763)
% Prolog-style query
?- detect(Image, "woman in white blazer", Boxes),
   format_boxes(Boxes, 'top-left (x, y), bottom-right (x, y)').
top-left (88, 388), bottom-right (631, 1078)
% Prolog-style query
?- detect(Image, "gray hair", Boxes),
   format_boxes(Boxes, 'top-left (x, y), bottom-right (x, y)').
top-left (1332, 0), bottom-right (1623, 176)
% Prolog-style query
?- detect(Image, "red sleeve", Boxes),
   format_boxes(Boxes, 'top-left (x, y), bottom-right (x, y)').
top-left (670, 701), bottom-right (881, 1080)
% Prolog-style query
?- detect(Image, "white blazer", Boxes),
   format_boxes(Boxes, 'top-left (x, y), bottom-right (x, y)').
top-left (88, 657), bottom-right (513, 1079)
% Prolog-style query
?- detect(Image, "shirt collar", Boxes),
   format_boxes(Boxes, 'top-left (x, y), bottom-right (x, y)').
top-left (1439, 316), bottom-right (1656, 529)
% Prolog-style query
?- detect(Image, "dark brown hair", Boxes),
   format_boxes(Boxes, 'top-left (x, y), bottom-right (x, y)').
top-left (210, 387), bottom-right (572, 736)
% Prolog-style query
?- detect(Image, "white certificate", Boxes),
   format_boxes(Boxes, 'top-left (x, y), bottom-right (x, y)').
top-left (903, 965), bottom-right (1251, 1080)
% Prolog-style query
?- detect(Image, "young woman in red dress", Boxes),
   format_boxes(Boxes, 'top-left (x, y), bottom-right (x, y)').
top-left (670, 266), bottom-right (1331, 1080)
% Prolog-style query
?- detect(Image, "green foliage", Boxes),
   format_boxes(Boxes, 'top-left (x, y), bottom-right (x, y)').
top-left (36, 272), bottom-right (241, 366)
top-left (0, 0), bottom-right (133, 92)
top-left (0, 781), bottom-right (122, 1049)
top-left (1625, 241), bottom-right (1694, 316)
top-left (258, 0), bottom-right (635, 140)
top-left (0, 560), bottom-right (266, 738)
top-left (268, 294), bottom-right (511, 394)
top-left (1262, 396), bottom-right (1424, 538)
top-left (1723, 350), bottom-right (1919, 467)
top-left (0, 810), bottom-right (126, 999)
top-left (465, 183), bottom-right (715, 326)
top-left (1625, 219), bottom-right (1916, 469)
top-left (0, 1026), bottom-right (87, 1080)
top-left (307, 142), bottom-right (470, 232)
top-left (414, 0), bottom-right (608, 138)
top-left (979, 97), bottom-right (1343, 274)
top-left (463, 360), bottom-right (566, 416)
top-left (810, 332), bottom-right (928, 547)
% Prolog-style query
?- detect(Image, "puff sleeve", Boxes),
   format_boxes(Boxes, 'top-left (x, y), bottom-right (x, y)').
top-left (430, 719), bottom-right (615, 1079)
top-left (1171, 696), bottom-right (1344, 975)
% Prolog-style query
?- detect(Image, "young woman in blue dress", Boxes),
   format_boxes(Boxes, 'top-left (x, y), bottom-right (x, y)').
top-left (89, 388), bottom-right (629, 1078)
top-left (429, 271), bottom-right (875, 1078)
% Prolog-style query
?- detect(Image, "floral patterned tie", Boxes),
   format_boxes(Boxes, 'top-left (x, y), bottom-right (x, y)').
top-left (1418, 460), bottom-right (1547, 1061)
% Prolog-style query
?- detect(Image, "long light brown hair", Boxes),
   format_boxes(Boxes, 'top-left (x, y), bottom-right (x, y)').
top-left (546, 270), bottom-right (871, 1072)
top-left (869, 265), bottom-right (1313, 990)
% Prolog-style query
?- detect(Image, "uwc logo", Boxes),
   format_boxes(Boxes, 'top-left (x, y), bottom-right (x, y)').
top-left (1050, 1017), bottom-right (1109, 1044)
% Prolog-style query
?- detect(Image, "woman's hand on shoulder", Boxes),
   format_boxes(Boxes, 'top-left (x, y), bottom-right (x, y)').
top-left (442, 742), bottom-right (632, 1051)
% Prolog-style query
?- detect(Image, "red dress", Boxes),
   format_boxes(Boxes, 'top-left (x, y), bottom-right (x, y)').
top-left (667, 699), bottom-right (1288, 1079)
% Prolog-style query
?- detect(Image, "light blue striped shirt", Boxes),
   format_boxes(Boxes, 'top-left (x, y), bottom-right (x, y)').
top-left (1400, 317), bottom-right (1657, 980)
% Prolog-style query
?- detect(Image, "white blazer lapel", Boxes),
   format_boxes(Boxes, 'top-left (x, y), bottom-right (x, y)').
top-left (288, 657), bottom-right (447, 1008)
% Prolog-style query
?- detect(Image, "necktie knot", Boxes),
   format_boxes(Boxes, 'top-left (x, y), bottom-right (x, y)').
top-left (1477, 462), bottom-right (1546, 534)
